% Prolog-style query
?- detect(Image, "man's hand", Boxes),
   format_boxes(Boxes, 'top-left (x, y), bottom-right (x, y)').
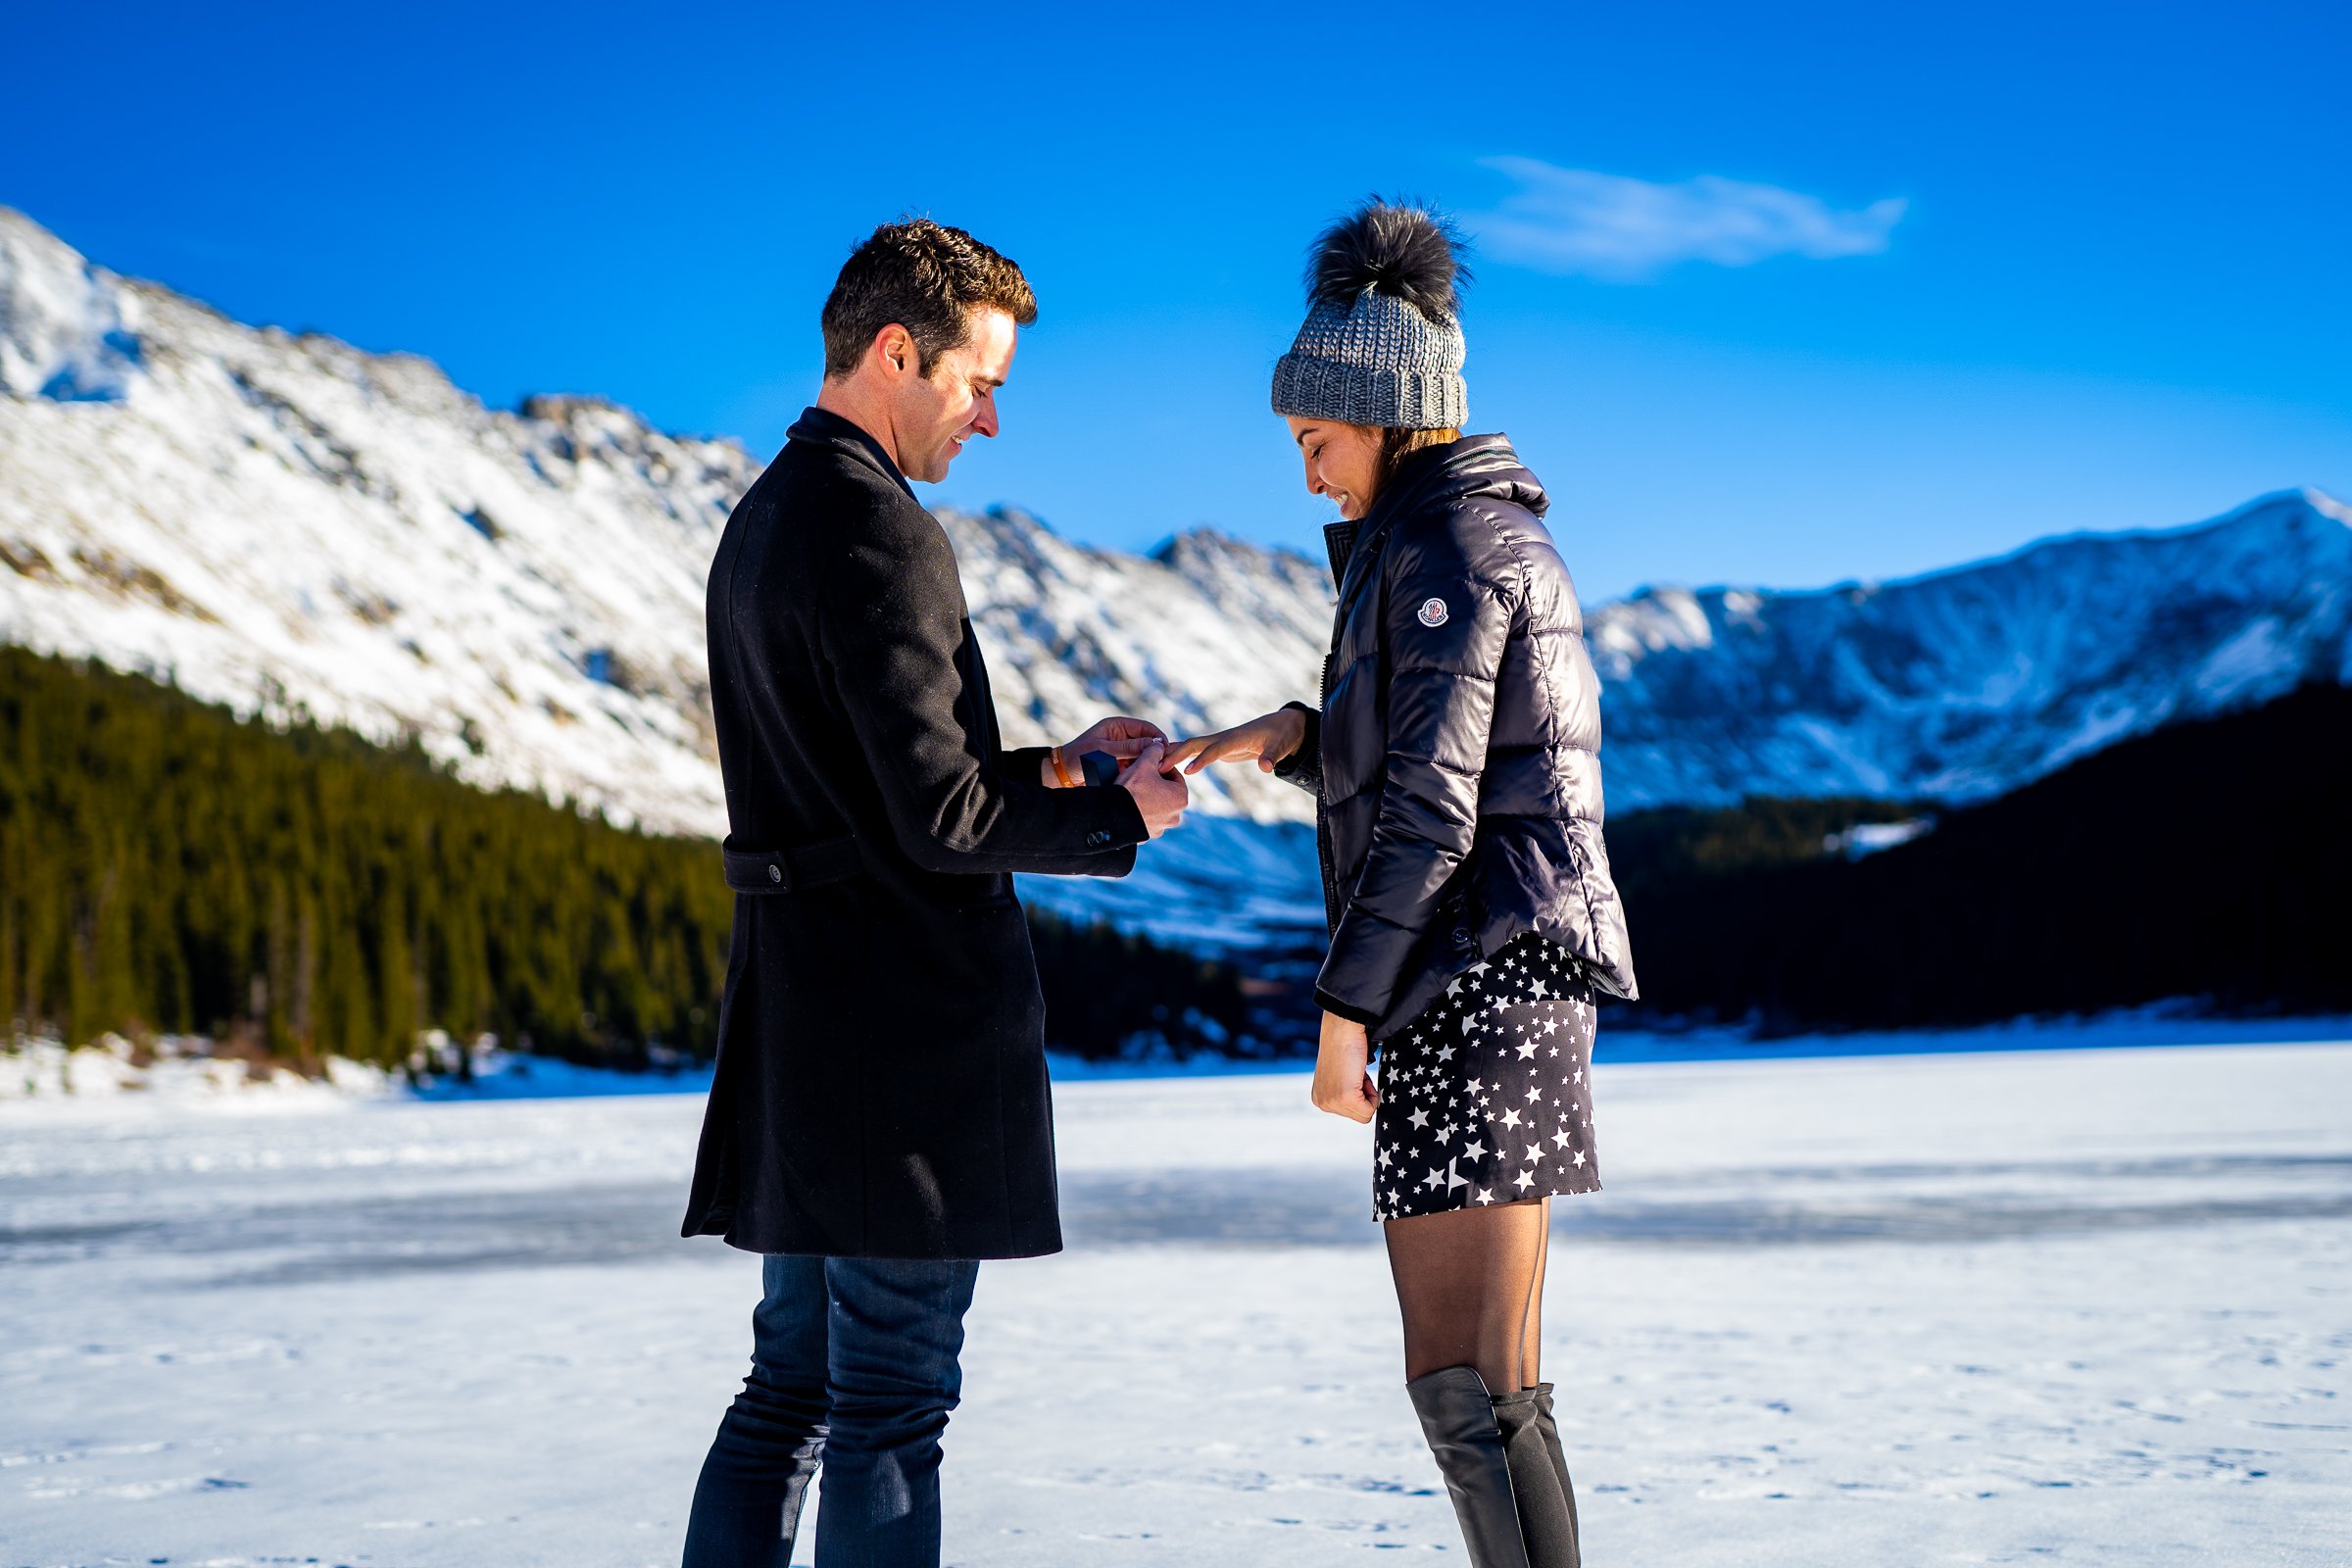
top-left (1117, 740), bottom-right (1188, 838)
top-left (1162, 709), bottom-right (1307, 776)
top-left (1311, 1010), bottom-right (1378, 1123)
top-left (1044, 715), bottom-right (1164, 786)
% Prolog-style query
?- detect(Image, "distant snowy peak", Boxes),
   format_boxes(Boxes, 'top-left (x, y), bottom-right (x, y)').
top-left (0, 207), bottom-right (145, 402)
top-left (1589, 487), bottom-right (2352, 807)
top-left (942, 508), bottom-right (1329, 820)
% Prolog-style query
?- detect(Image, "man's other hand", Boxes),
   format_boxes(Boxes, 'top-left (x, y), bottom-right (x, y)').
top-left (1116, 740), bottom-right (1188, 838)
top-left (1064, 714), bottom-right (1164, 763)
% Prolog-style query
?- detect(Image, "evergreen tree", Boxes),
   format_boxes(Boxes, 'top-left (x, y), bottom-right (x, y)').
top-left (0, 647), bottom-right (1258, 1064)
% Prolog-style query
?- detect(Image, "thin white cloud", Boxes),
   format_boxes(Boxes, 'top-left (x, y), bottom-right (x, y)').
top-left (1470, 157), bottom-right (1906, 281)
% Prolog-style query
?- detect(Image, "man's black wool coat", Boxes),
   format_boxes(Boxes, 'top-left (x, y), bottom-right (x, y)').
top-left (681, 407), bottom-right (1147, 1260)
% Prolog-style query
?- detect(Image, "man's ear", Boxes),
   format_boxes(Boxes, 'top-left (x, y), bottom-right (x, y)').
top-left (871, 324), bottom-right (917, 380)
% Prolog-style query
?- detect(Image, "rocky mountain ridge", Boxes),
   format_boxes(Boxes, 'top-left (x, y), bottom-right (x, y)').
top-left (7, 205), bottom-right (2346, 949)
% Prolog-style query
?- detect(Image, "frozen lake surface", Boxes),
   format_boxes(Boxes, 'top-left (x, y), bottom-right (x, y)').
top-left (4, 1041), bottom-right (2349, 1566)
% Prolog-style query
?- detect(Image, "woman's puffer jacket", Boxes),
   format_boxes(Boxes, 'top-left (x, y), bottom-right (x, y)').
top-left (1275, 433), bottom-right (1638, 1041)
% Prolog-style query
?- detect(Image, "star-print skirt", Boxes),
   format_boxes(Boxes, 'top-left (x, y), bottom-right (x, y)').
top-left (1370, 931), bottom-right (1600, 1221)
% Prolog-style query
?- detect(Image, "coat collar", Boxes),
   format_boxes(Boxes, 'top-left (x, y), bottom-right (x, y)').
top-left (1319, 434), bottom-right (1547, 641)
top-left (785, 405), bottom-right (917, 499)
top-left (1325, 438), bottom-right (1491, 606)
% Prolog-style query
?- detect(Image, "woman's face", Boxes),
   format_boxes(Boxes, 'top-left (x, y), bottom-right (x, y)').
top-left (1287, 416), bottom-right (1382, 520)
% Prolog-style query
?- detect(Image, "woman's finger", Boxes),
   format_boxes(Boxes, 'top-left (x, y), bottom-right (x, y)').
top-left (1159, 736), bottom-right (1210, 770)
top-left (1165, 733), bottom-right (1231, 772)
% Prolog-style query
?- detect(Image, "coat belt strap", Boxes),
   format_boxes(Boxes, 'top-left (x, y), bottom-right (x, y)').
top-left (720, 834), bottom-right (862, 895)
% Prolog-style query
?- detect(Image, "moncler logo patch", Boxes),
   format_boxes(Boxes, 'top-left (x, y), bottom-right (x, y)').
top-left (1418, 597), bottom-right (1449, 627)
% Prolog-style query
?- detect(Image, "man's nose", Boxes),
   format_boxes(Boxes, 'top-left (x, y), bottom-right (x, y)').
top-left (972, 397), bottom-right (1000, 439)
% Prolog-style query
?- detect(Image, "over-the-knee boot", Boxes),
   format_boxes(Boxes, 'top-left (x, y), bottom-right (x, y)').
top-left (1534, 1384), bottom-right (1583, 1555)
top-left (1405, 1367), bottom-right (1533, 1568)
top-left (1493, 1387), bottom-right (1580, 1568)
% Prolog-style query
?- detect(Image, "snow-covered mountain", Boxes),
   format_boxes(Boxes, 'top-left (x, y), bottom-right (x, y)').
top-left (0, 207), bottom-right (1327, 851)
top-left (1588, 487), bottom-right (2352, 807)
top-left (5, 205), bottom-right (2348, 951)
top-left (1, 208), bottom-right (757, 835)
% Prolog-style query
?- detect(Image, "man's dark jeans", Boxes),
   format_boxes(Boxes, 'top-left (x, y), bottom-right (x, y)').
top-left (682, 1254), bottom-right (980, 1568)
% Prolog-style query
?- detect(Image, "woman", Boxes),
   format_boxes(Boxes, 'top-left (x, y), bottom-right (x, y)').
top-left (1164, 200), bottom-right (1637, 1568)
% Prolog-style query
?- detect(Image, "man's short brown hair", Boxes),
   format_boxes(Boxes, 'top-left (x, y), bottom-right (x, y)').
top-left (820, 220), bottom-right (1038, 379)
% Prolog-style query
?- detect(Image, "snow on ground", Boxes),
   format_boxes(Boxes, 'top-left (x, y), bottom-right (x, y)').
top-left (3, 1041), bottom-right (2348, 1567)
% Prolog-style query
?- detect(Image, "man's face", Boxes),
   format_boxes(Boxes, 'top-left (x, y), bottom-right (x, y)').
top-left (891, 308), bottom-right (1016, 483)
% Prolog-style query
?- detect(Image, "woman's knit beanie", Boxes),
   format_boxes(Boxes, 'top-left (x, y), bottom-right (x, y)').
top-left (1270, 199), bottom-right (1469, 430)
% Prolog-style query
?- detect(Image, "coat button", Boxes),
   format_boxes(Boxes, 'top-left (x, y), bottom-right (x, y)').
top-left (1453, 926), bottom-right (1473, 949)
top-left (766, 863), bottom-right (782, 883)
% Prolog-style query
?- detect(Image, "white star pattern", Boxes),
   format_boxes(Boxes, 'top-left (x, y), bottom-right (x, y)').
top-left (1369, 933), bottom-right (1602, 1222)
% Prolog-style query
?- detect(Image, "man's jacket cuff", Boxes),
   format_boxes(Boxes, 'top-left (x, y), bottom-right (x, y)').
top-left (1003, 744), bottom-right (1056, 786)
top-left (990, 745), bottom-right (1151, 870)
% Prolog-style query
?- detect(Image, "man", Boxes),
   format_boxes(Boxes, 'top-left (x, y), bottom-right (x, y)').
top-left (679, 219), bottom-right (1189, 1567)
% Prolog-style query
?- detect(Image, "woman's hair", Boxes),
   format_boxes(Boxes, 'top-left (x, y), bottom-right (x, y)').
top-left (1375, 425), bottom-right (1461, 494)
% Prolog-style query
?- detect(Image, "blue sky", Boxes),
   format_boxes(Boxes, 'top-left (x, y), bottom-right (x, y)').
top-left (6, 1), bottom-right (2345, 602)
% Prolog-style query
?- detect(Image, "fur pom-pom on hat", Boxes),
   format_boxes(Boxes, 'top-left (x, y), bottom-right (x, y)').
top-left (1273, 198), bottom-right (1470, 430)
top-left (1305, 200), bottom-right (1470, 323)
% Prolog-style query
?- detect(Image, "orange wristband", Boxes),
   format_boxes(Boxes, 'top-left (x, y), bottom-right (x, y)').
top-left (1051, 746), bottom-right (1077, 789)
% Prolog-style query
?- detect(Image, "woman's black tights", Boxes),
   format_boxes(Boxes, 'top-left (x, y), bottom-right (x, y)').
top-left (1384, 1196), bottom-right (1550, 1391)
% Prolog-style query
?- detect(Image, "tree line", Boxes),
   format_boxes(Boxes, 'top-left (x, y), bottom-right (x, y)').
top-left (1609, 683), bottom-right (2352, 1031)
top-left (0, 647), bottom-right (1250, 1066)
top-left (21, 642), bottom-right (2327, 1059)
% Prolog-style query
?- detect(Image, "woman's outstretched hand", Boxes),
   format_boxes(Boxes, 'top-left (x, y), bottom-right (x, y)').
top-left (1161, 709), bottom-right (1307, 776)
top-left (1311, 1009), bottom-right (1378, 1123)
